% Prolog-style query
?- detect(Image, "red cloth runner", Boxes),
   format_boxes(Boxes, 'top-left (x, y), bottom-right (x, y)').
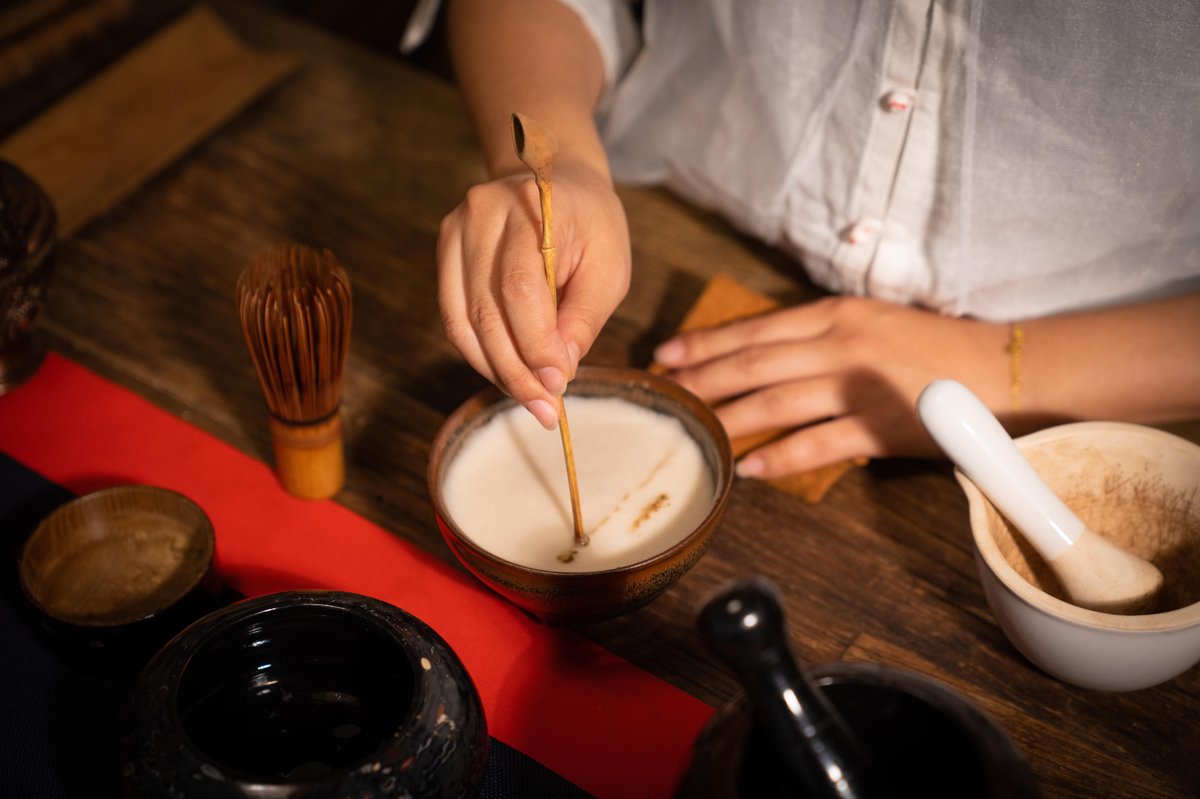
top-left (0, 353), bottom-right (714, 798)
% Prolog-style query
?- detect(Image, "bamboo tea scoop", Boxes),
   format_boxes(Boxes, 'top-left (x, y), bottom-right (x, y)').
top-left (511, 111), bottom-right (587, 548)
top-left (918, 379), bottom-right (1163, 613)
top-left (699, 578), bottom-right (889, 798)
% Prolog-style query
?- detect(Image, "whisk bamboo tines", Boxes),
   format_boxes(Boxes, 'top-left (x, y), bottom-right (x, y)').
top-left (237, 242), bottom-right (352, 500)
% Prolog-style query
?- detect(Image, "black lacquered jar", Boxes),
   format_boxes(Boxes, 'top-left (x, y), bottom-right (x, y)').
top-left (120, 591), bottom-right (488, 798)
top-left (0, 159), bottom-right (55, 394)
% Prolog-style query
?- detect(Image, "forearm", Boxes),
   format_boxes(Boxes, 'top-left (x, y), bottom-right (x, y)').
top-left (446, 0), bottom-right (610, 182)
top-left (1021, 291), bottom-right (1200, 424)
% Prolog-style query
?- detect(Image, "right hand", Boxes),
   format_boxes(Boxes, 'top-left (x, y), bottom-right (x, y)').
top-left (437, 162), bottom-right (631, 428)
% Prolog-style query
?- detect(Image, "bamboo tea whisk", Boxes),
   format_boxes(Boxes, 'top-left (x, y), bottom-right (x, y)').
top-left (237, 243), bottom-right (352, 500)
top-left (512, 112), bottom-right (587, 549)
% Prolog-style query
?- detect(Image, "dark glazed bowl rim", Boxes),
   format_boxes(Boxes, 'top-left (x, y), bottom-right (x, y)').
top-left (813, 663), bottom-right (1039, 796)
top-left (123, 590), bottom-right (488, 794)
top-left (683, 661), bottom-right (1039, 799)
top-left (809, 662), bottom-right (1020, 741)
top-left (17, 484), bottom-right (216, 628)
top-left (168, 592), bottom-right (420, 785)
top-left (427, 365), bottom-right (734, 578)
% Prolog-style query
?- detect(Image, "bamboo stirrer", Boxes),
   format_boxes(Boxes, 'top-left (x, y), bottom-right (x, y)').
top-left (511, 112), bottom-right (588, 548)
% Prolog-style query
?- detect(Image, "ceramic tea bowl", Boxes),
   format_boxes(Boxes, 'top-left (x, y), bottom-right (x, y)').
top-left (120, 590), bottom-right (488, 798)
top-left (428, 366), bottom-right (734, 624)
top-left (960, 421), bottom-right (1200, 691)
top-left (17, 484), bottom-right (217, 667)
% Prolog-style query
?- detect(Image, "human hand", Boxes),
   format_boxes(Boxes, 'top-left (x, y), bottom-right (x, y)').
top-left (437, 162), bottom-right (630, 428)
top-left (653, 296), bottom-right (1011, 477)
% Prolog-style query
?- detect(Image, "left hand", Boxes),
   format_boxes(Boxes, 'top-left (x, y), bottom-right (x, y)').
top-left (653, 295), bottom-right (1010, 477)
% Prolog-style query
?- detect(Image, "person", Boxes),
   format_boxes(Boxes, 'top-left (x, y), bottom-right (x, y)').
top-left (425, 0), bottom-right (1200, 480)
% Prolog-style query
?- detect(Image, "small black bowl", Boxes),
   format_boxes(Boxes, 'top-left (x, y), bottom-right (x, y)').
top-left (120, 590), bottom-right (488, 799)
top-left (677, 662), bottom-right (1040, 799)
top-left (17, 484), bottom-right (220, 670)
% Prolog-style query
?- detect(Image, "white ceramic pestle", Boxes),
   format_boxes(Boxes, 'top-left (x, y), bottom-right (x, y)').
top-left (917, 379), bottom-right (1163, 614)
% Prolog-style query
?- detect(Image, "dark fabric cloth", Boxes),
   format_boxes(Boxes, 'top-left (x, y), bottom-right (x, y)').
top-left (0, 452), bottom-right (593, 799)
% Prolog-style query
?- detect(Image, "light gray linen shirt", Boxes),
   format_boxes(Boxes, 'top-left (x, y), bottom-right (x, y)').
top-left (406, 1), bottom-right (1200, 321)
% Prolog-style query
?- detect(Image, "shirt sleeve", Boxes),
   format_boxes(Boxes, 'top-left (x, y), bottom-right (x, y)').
top-left (399, 0), bottom-right (441, 55)
top-left (554, 0), bottom-right (642, 91)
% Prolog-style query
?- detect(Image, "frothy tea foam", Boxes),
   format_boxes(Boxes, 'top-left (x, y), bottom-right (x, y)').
top-left (442, 396), bottom-right (715, 572)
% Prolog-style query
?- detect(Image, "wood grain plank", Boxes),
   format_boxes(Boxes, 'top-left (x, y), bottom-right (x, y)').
top-left (0, 4), bottom-right (299, 236)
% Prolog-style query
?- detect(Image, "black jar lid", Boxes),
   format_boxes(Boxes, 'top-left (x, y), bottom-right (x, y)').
top-left (0, 160), bottom-right (55, 277)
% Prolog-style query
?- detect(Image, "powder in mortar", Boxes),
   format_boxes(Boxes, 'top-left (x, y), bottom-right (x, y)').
top-left (996, 462), bottom-right (1200, 614)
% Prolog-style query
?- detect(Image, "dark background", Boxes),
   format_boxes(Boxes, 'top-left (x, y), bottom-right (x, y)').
top-left (266, 0), bottom-right (454, 80)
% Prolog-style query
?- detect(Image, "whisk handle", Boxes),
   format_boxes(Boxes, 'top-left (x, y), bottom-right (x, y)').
top-left (268, 413), bottom-right (344, 500)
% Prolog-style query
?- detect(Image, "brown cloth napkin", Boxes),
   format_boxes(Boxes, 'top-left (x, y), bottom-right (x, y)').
top-left (0, 4), bottom-right (299, 237)
top-left (651, 273), bottom-right (860, 502)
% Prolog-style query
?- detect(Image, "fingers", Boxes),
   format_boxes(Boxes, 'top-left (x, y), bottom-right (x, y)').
top-left (437, 182), bottom-right (567, 429)
top-left (495, 213), bottom-right (573, 392)
top-left (653, 301), bottom-right (834, 370)
top-left (437, 214), bottom-right (495, 382)
top-left (734, 416), bottom-right (882, 478)
top-left (707, 376), bottom-right (872, 476)
top-left (713, 375), bottom-right (848, 440)
top-left (466, 253), bottom-right (564, 427)
top-left (669, 339), bottom-right (835, 405)
top-left (552, 170), bottom-right (630, 375)
top-left (555, 239), bottom-right (631, 376)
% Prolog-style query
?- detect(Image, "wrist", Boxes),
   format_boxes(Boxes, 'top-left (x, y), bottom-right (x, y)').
top-left (483, 122), bottom-right (611, 185)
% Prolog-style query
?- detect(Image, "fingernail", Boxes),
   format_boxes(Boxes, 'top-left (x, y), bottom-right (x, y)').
top-left (566, 341), bottom-right (582, 372)
top-left (538, 367), bottom-right (566, 395)
top-left (654, 340), bottom-right (684, 367)
top-left (735, 456), bottom-right (764, 478)
top-left (526, 399), bottom-right (558, 430)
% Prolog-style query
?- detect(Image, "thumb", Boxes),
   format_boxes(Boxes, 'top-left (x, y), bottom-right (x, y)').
top-left (556, 262), bottom-right (630, 376)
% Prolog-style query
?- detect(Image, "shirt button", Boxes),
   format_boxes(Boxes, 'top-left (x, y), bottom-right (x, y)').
top-left (881, 89), bottom-right (916, 112)
top-left (844, 218), bottom-right (881, 245)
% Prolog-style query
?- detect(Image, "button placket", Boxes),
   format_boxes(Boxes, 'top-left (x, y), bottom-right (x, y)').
top-left (881, 88), bottom-right (917, 112)
top-left (844, 218), bottom-right (882, 246)
top-left (833, 0), bottom-right (932, 294)
top-left (865, 0), bottom-right (968, 307)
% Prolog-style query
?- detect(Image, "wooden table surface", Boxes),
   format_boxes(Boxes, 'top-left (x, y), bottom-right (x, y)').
top-left (17, 2), bottom-right (1199, 796)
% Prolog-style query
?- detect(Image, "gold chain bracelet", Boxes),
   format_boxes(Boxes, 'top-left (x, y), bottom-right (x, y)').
top-left (1005, 322), bottom-right (1025, 412)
